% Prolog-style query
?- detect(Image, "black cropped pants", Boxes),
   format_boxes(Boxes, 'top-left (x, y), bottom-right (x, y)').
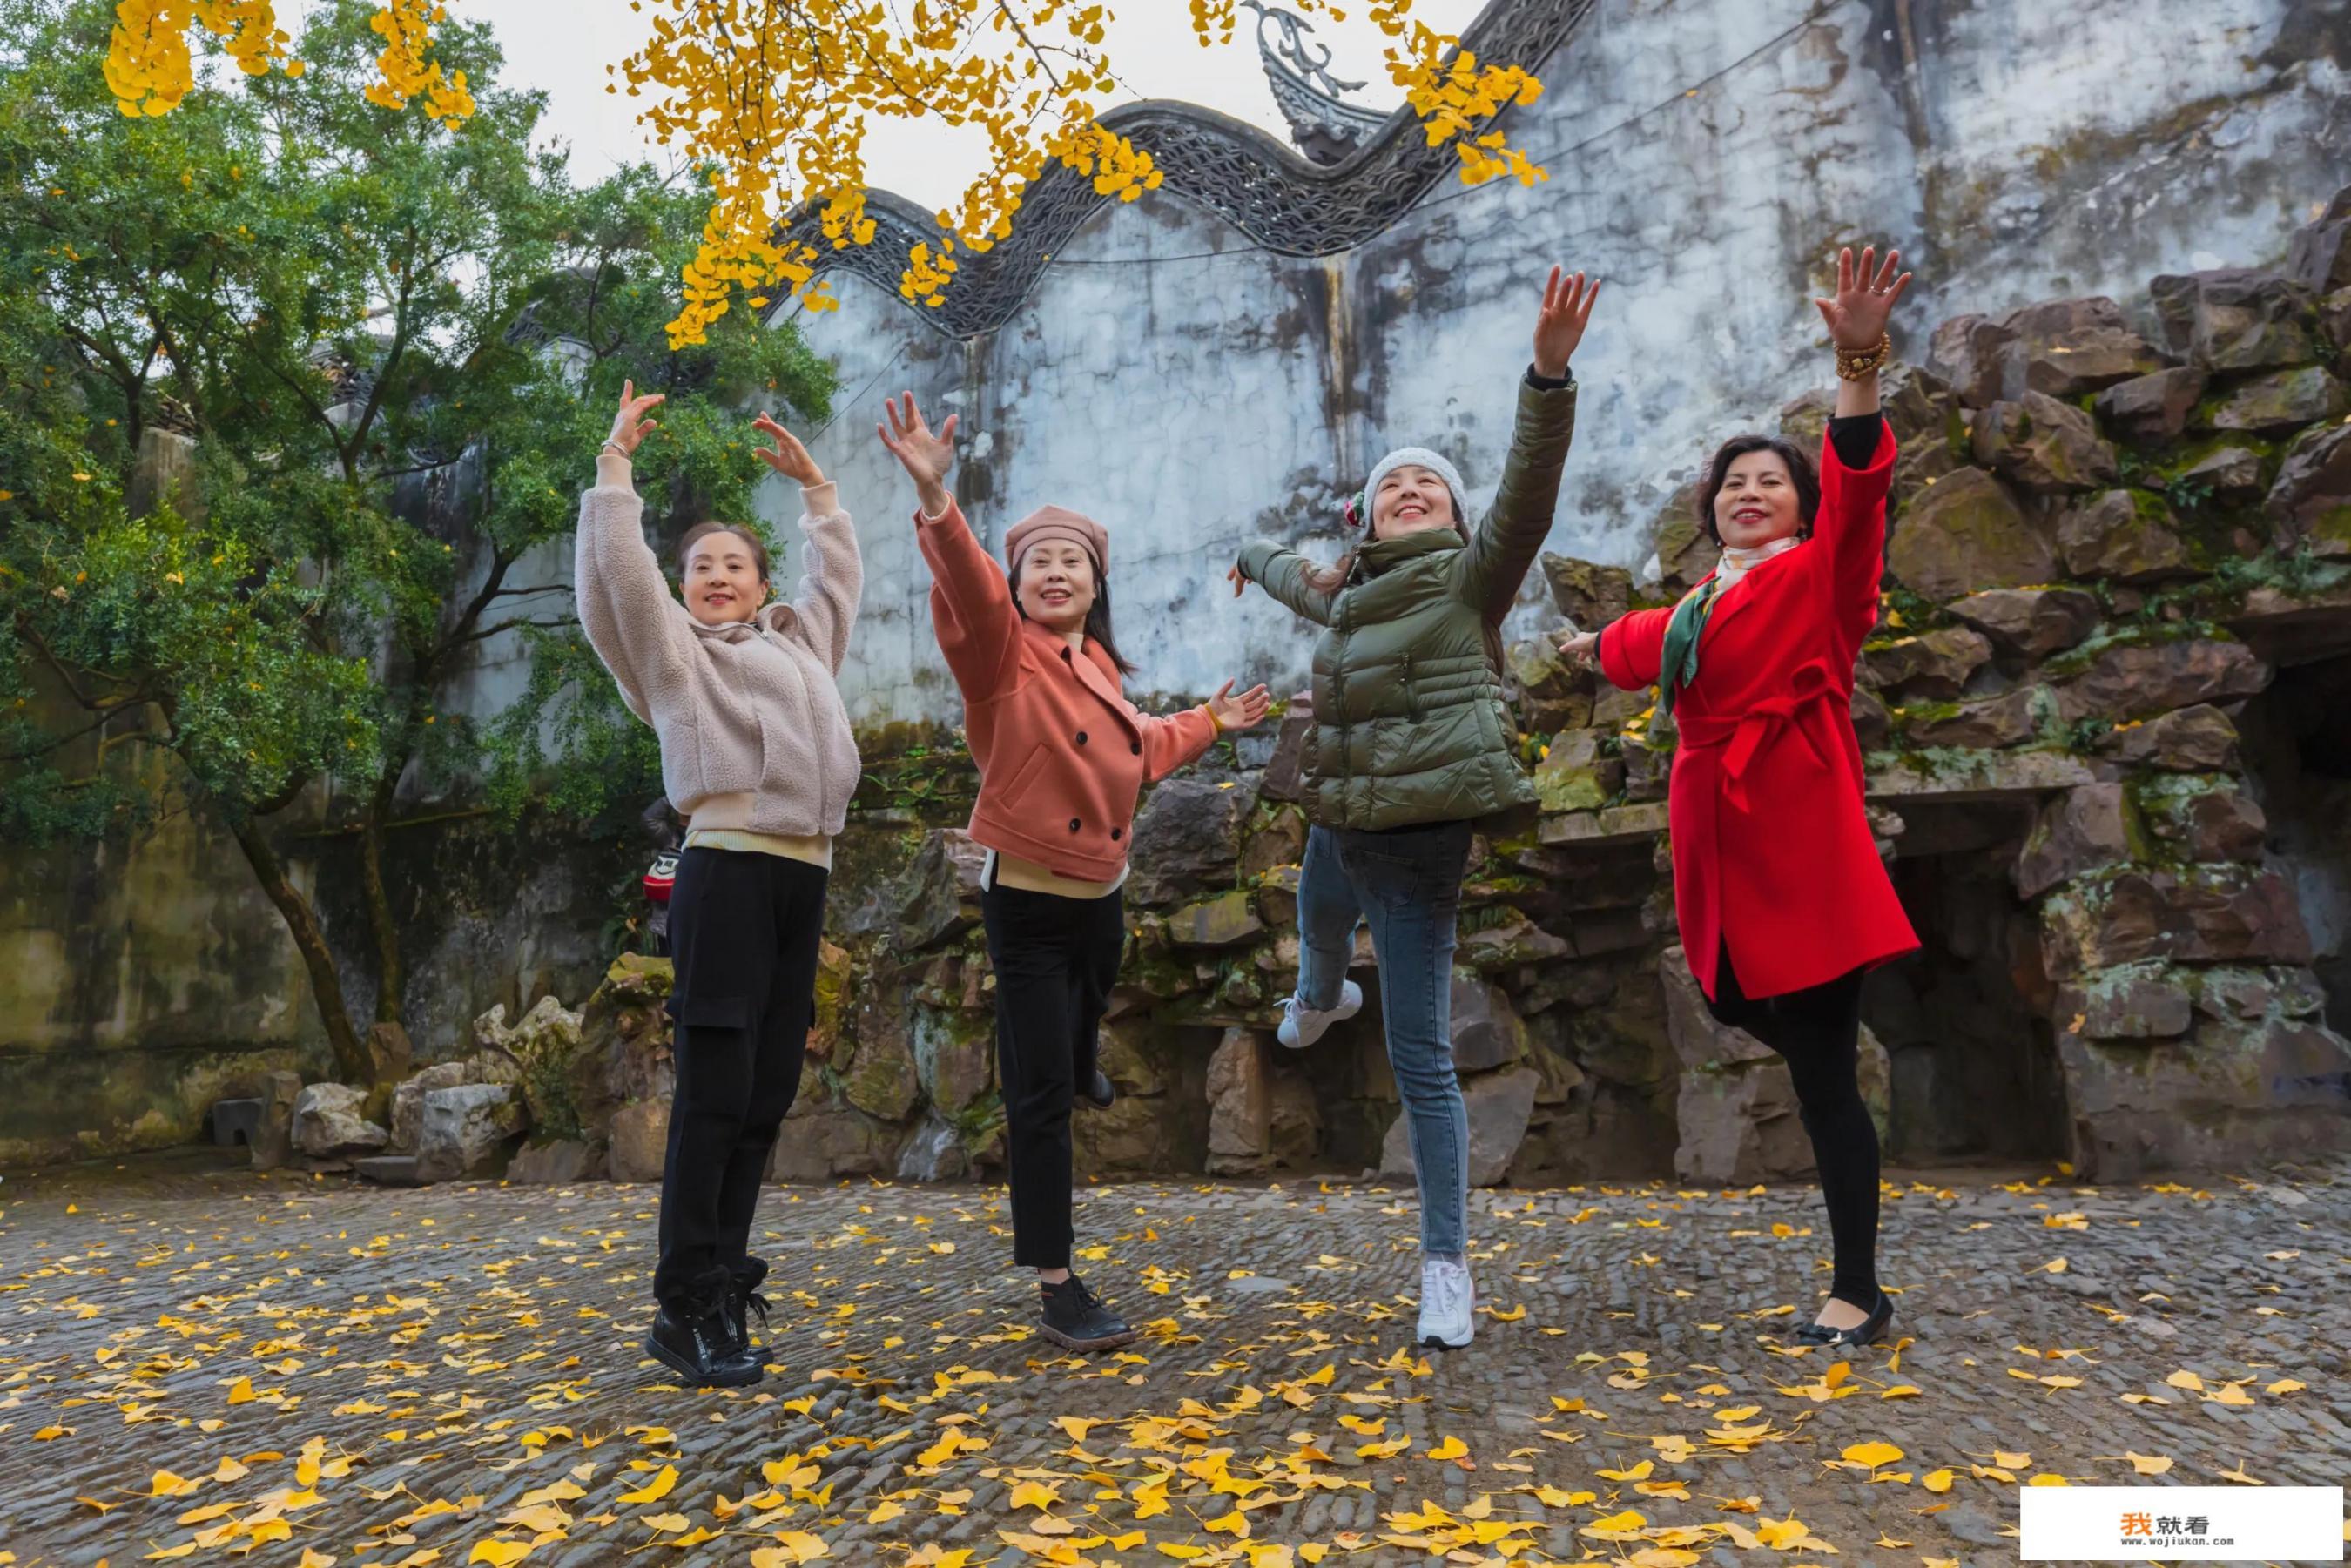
top-left (654, 847), bottom-right (825, 1312)
top-left (1705, 944), bottom-right (1880, 1308)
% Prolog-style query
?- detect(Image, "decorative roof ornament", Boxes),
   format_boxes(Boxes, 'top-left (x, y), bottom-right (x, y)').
top-left (777, 0), bottom-right (1595, 340)
top-left (1243, 0), bottom-right (1395, 167)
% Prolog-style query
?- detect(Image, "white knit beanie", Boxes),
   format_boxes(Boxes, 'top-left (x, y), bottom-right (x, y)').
top-left (1361, 447), bottom-right (1469, 532)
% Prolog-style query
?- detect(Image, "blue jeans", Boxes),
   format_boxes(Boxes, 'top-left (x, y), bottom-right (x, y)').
top-left (1296, 821), bottom-right (1472, 1257)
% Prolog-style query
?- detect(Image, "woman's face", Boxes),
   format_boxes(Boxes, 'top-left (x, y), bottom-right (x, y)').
top-left (1372, 465), bottom-right (1457, 541)
top-left (1712, 450), bottom-right (1804, 551)
top-left (1016, 542), bottom-right (1097, 635)
top-left (684, 531), bottom-right (768, 626)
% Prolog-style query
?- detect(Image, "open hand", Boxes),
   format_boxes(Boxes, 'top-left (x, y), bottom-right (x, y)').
top-left (1815, 245), bottom-right (1913, 351)
top-left (607, 378), bottom-right (664, 456)
top-left (1208, 680), bottom-right (1271, 733)
top-left (751, 414), bottom-right (824, 487)
top-left (1533, 266), bottom-right (1600, 379)
top-left (878, 393), bottom-right (958, 488)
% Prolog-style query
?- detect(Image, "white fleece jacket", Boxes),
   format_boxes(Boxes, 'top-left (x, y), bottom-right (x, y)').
top-left (574, 455), bottom-right (863, 836)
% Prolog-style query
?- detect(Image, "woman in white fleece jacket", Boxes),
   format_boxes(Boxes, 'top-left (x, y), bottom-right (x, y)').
top-left (576, 380), bottom-right (862, 1389)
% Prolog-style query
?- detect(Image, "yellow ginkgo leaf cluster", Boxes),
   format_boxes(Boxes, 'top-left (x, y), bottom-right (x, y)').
top-left (610, 0), bottom-right (1543, 345)
top-left (104, 0), bottom-right (299, 117)
top-left (361, 0), bottom-right (475, 122)
top-left (105, 0), bottom-right (475, 120)
top-left (96, 0), bottom-right (1540, 346)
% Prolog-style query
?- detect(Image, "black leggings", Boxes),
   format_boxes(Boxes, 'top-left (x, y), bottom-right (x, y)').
top-left (656, 847), bottom-right (827, 1312)
top-left (1705, 944), bottom-right (1880, 1308)
top-left (980, 880), bottom-right (1126, 1269)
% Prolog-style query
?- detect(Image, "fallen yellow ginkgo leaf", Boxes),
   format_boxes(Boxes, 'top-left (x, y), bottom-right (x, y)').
top-left (1007, 1479), bottom-right (1060, 1511)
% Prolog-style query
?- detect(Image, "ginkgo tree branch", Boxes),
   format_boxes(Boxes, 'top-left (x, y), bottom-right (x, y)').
top-left (103, 0), bottom-right (1546, 347)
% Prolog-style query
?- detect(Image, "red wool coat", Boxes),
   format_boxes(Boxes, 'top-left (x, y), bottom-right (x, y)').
top-left (1599, 424), bottom-right (1919, 1000)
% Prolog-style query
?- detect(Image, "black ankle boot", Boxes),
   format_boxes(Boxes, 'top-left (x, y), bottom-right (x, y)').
top-left (726, 1284), bottom-right (772, 1362)
top-left (1081, 1069), bottom-right (1115, 1110)
top-left (645, 1295), bottom-right (761, 1387)
top-left (1038, 1273), bottom-right (1138, 1352)
top-left (1797, 1289), bottom-right (1894, 1349)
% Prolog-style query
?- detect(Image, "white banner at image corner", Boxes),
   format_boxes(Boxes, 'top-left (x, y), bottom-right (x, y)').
top-left (2020, 1486), bottom-right (2344, 1561)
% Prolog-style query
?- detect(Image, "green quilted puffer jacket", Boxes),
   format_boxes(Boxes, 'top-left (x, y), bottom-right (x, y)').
top-left (1236, 374), bottom-right (1578, 831)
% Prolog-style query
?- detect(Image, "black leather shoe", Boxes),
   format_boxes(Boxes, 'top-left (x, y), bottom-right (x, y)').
top-left (1797, 1290), bottom-right (1894, 1349)
top-left (644, 1302), bottom-right (762, 1387)
top-left (1038, 1274), bottom-right (1138, 1352)
top-left (726, 1286), bottom-right (773, 1362)
top-left (1081, 1069), bottom-right (1115, 1110)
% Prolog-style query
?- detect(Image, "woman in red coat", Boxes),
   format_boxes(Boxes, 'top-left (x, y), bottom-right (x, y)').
top-left (1562, 245), bottom-right (1921, 1349)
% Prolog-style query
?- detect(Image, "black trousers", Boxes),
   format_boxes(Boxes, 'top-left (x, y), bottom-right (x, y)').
top-left (654, 847), bottom-right (827, 1312)
top-left (1704, 943), bottom-right (1881, 1308)
top-left (981, 880), bottom-right (1126, 1269)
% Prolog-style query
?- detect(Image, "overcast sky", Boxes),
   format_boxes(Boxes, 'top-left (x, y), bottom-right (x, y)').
top-left (441, 0), bottom-right (1485, 207)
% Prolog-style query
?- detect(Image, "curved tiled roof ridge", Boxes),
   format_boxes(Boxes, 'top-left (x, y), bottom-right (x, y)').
top-left (771, 0), bottom-right (1596, 340)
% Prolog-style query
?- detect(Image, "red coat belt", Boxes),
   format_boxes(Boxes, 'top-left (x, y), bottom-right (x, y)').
top-left (1674, 658), bottom-right (1842, 813)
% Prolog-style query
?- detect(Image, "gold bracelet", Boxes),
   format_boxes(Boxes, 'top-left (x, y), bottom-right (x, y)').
top-left (1207, 704), bottom-right (1224, 736)
top-left (1835, 332), bottom-right (1891, 381)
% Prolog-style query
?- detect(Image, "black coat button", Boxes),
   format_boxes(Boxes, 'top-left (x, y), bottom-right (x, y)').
top-left (1076, 731), bottom-right (1088, 745)
top-left (1111, 826), bottom-right (1123, 841)
top-left (1068, 818), bottom-right (1081, 832)
top-left (1130, 741), bottom-right (1142, 756)
top-left (1061, 647), bottom-right (1072, 661)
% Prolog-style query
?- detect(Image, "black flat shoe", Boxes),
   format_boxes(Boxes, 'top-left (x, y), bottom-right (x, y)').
top-left (1797, 1290), bottom-right (1894, 1349)
top-left (1081, 1069), bottom-right (1115, 1110)
top-left (644, 1303), bottom-right (762, 1387)
top-left (1038, 1273), bottom-right (1138, 1352)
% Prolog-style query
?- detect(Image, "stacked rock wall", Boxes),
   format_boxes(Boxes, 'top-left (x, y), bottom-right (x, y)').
top-left (233, 192), bottom-right (2351, 1190)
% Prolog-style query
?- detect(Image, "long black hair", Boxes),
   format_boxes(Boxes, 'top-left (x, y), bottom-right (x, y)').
top-left (1006, 562), bottom-right (1137, 676)
top-left (1697, 434), bottom-right (1823, 545)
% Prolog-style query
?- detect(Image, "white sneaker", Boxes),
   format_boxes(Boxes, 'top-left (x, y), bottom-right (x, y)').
top-left (1277, 979), bottom-right (1362, 1050)
top-left (1418, 1255), bottom-right (1474, 1350)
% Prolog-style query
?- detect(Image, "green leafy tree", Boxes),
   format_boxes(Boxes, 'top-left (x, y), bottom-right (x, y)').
top-left (1, 0), bottom-right (834, 1084)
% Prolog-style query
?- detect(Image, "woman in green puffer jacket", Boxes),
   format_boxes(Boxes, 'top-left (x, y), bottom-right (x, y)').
top-left (1229, 265), bottom-right (1599, 1353)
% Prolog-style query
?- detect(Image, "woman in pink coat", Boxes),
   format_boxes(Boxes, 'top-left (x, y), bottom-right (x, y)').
top-left (879, 393), bottom-right (1270, 1351)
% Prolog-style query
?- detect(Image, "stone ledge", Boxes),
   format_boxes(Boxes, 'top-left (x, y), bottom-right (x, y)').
top-left (1536, 801), bottom-right (1669, 848)
top-left (1865, 748), bottom-right (2097, 804)
top-left (2226, 576), bottom-right (2351, 667)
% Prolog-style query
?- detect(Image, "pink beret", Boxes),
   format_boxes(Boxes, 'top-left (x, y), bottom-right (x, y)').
top-left (1004, 505), bottom-right (1108, 575)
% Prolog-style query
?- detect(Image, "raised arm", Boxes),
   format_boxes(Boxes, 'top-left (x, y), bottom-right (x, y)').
top-left (1138, 680), bottom-right (1271, 781)
top-left (575, 381), bottom-right (692, 723)
top-left (916, 500), bottom-right (1024, 697)
top-left (1457, 266), bottom-right (1596, 618)
top-left (1810, 244), bottom-right (1911, 657)
top-left (1560, 604), bottom-right (1674, 693)
top-left (879, 392), bottom-right (1023, 697)
top-left (1232, 542), bottom-right (1339, 627)
top-left (751, 414), bottom-right (861, 674)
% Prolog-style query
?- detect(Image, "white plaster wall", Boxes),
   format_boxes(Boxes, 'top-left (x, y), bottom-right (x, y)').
top-left (437, 0), bottom-right (2348, 731)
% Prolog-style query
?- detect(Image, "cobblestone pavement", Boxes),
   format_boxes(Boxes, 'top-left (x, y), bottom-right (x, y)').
top-left (2, 1151), bottom-right (2345, 1567)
